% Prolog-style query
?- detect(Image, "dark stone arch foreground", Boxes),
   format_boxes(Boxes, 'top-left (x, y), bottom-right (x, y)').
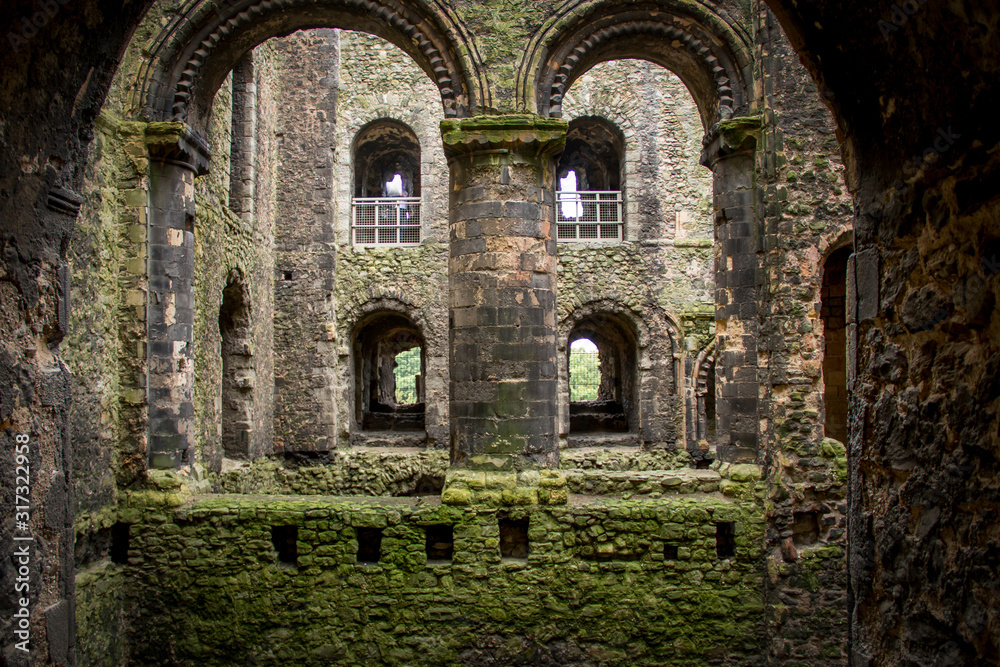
top-left (2, 0), bottom-right (1000, 663)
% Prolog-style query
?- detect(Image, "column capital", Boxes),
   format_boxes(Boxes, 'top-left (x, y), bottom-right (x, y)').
top-left (700, 115), bottom-right (762, 169)
top-left (145, 122), bottom-right (211, 175)
top-left (441, 114), bottom-right (568, 167)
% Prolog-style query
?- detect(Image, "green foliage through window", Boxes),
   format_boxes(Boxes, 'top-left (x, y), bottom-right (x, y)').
top-left (394, 347), bottom-right (421, 404)
top-left (569, 339), bottom-right (600, 401)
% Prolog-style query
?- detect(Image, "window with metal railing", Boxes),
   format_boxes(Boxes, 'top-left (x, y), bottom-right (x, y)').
top-left (555, 117), bottom-right (625, 243)
top-left (556, 190), bottom-right (623, 242)
top-left (351, 197), bottom-right (421, 245)
top-left (352, 119), bottom-right (421, 247)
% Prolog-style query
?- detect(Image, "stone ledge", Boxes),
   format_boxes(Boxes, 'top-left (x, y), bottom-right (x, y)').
top-left (442, 469), bottom-right (569, 506)
top-left (563, 468), bottom-right (722, 496)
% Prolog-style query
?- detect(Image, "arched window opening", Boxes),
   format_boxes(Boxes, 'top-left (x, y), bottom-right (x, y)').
top-left (556, 117), bottom-right (625, 243)
top-left (821, 246), bottom-right (851, 444)
top-left (219, 275), bottom-right (254, 458)
top-left (354, 313), bottom-right (425, 431)
top-left (351, 120), bottom-right (421, 245)
top-left (568, 315), bottom-right (637, 433)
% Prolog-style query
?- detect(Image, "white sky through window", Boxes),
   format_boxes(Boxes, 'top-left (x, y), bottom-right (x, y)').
top-left (385, 173), bottom-right (403, 197)
top-left (559, 171), bottom-right (583, 218)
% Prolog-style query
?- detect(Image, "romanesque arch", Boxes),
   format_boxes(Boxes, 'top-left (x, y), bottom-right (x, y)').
top-left (515, 0), bottom-right (753, 127)
top-left (136, 0), bottom-right (489, 133)
top-left (139, 4), bottom-right (479, 466)
top-left (517, 0), bottom-right (759, 459)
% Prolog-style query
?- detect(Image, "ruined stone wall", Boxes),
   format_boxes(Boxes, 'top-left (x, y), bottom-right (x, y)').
top-left (270, 29), bottom-right (341, 452)
top-left (65, 115), bottom-right (138, 517)
top-left (557, 61), bottom-right (715, 450)
top-left (7, 0), bottom-right (1000, 665)
top-left (850, 144), bottom-right (1000, 667)
top-left (334, 31), bottom-right (450, 450)
top-left (755, 6), bottom-right (854, 664)
top-left (66, 28), bottom-right (284, 661)
top-left (189, 44), bottom-right (280, 470)
top-left (63, 0), bottom-right (186, 504)
top-left (76, 483), bottom-right (767, 666)
top-left (268, 30), bottom-right (450, 451)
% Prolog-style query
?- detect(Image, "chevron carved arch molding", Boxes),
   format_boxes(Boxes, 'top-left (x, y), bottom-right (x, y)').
top-left (520, 1), bottom-right (752, 130)
top-left (143, 0), bottom-right (487, 136)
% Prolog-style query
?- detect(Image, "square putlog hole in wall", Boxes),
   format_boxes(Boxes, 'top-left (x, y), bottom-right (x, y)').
top-left (716, 522), bottom-right (736, 559)
top-left (110, 522), bottom-right (130, 565)
top-left (663, 543), bottom-right (678, 561)
top-left (425, 524), bottom-right (453, 562)
top-left (357, 527), bottom-right (383, 564)
top-left (792, 511), bottom-right (820, 546)
top-left (499, 517), bottom-right (529, 559)
top-left (271, 525), bottom-right (298, 566)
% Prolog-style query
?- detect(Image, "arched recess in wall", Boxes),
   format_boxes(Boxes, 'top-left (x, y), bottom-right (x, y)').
top-left (353, 119), bottom-right (422, 197)
top-left (558, 117), bottom-right (624, 190)
top-left (352, 311), bottom-right (426, 433)
top-left (219, 271), bottom-right (256, 459)
top-left (568, 314), bottom-right (636, 435)
top-left (525, 1), bottom-right (759, 459)
top-left (136, 0), bottom-right (489, 134)
top-left (555, 116), bottom-right (626, 242)
top-left (351, 119), bottom-right (422, 245)
top-left (686, 341), bottom-right (716, 462)
top-left (560, 301), bottom-right (655, 445)
top-left (821, 245), bottom-right (852, 445)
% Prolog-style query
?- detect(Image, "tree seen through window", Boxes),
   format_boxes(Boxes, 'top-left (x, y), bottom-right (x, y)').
top-left (394, 347), bottom-right (421, 404)
top-left (569, 338), bottom-right (600, 401)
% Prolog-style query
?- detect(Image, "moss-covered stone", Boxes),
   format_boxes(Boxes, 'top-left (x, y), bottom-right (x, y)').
top-left (76, 493), bottom-right (766, 666)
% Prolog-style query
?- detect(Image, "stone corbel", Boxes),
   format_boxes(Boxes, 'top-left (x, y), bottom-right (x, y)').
top-left (701, 115), bottom-right (763, 169)
top-left (145, 122), bottom-right (211, 175)
top-left (441, 114), bottom-right (568, 168)
top-left (46, 186), bottom-right (83, 217)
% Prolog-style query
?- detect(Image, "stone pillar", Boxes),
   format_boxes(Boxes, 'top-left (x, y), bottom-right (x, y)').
top-left (145, 123), bottom-right (209, 469)
top-left (228, 54), bottom-right (256, 223)
top-left (702, 117), bottom-right (762, 462)
top-left (441, 115), bottom-right (567, 471)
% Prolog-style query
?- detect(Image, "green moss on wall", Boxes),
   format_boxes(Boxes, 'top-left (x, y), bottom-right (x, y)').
top-left (77, 493), bottom-right (766, 666)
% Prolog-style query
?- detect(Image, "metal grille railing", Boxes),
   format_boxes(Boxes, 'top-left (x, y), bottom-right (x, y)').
top-left (351, 197), bottom-right (421, 245)
top-left (556, 191), bottom-right (623, 242)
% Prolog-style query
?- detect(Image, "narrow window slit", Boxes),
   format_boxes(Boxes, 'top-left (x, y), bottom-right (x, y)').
top-left (357, 527), bottom-right (383, 564)
top-left (271, 525), bottom-right (298, 566)
top-left (425, 524), bottom-right (453, 562)
top-left (499, 517), bottom-right (529, 559)
top-left (715, 522), bottom-right (736, 559)
top-left (110, 522), bottom-right (130, 564)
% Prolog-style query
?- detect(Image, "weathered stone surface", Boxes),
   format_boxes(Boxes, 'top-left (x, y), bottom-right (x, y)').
top-left (5, 0), bottom-right (1000, 664)
top-left (77, 492), bottom-right (766, 666)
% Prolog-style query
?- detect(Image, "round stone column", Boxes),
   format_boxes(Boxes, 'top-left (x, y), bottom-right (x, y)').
top-left (145, 123), bottom-right (210, 469)
top-left (441, 115), bottom-right (567, 471)
top-left (701, 117), bottom-right (762, 463)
